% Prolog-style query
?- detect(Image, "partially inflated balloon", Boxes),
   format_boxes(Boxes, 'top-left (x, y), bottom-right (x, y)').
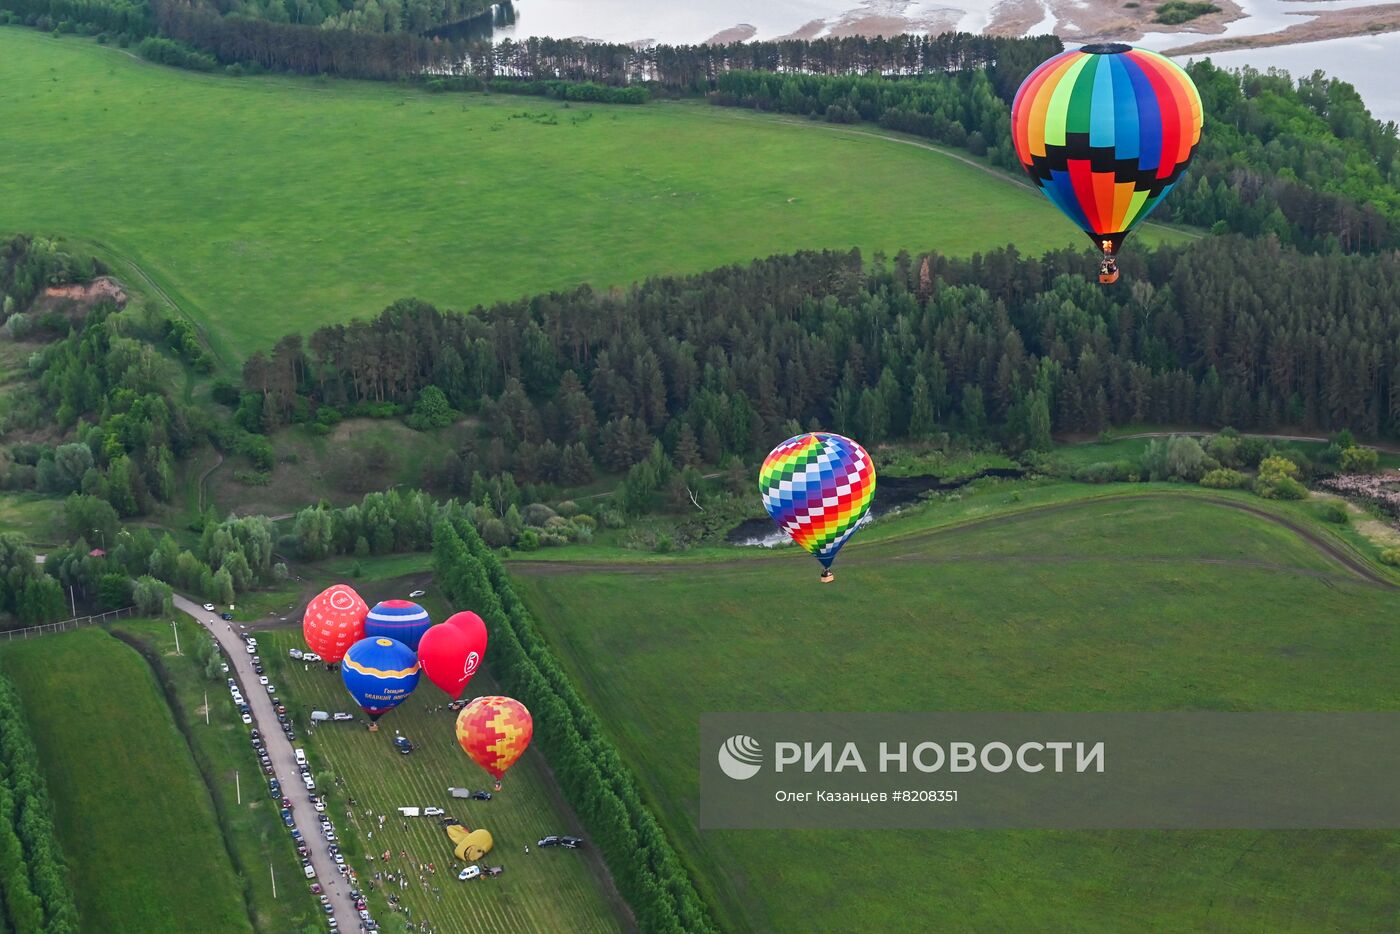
top-left (364, 600), bottom-right (432, 651)
top-left (455, 696), bottom-right (532, 783)
top-left (759, 433), bottom-right (875, 578)
top-left (418, 616), bottom-right (487, 700)
top-left (342, 637), bottom-right (420, 722)
top-left (303, 584), bottom-right (368, 664)
top-left (1012, 44), bottom-right (1202, 258)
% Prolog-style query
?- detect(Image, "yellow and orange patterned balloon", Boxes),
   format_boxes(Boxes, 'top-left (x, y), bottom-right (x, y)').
top-left (455, 696), bottom-right (533, 783)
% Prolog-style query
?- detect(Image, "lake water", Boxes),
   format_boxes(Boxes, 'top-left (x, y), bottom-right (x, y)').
top-left (1173, 32), bottom-right (1400, 123)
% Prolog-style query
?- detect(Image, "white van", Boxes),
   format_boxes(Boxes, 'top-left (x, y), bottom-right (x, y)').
top-left (304, 865), bottom-right (316, 879)
top-left (294, 748), bottom-right (307, 766)
top-left (458, 865), bottom-right (480, 881)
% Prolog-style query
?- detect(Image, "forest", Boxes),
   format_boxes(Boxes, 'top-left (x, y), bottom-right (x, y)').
top-left (238, 237), bottom-right (1400, 505)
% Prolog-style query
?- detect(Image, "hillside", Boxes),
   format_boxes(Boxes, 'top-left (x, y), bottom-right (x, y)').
top-left (0, 28), bottom-right (1187, 363)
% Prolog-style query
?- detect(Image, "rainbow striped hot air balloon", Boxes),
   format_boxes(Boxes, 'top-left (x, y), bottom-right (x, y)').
top-left (1012, 43), bottom-right (1202, 282)
top-left (364, 599), bottom-right (432, 652)
top-left (341, 637), bottom-right (420, 727)
top-left (455, 696), bottom-right (533, 789)
top-left (759, 432), bottom-right (876, 583)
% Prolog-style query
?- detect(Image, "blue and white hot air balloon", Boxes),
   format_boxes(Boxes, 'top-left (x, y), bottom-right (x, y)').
top-left (341, 637), bottom-right (420, 726)
top-left (364, 599), bottom-right (433, 651)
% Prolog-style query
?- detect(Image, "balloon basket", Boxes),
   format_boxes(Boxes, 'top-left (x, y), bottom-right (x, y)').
top-left (819, 571), bottom-right (835, 584)
top-left (1099, 269), bottom-right (1120, 285)
top-left (367, 722), bottom-right (379, 733)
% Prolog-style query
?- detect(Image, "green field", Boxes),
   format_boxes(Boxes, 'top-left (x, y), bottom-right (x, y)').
top-left (512, 488), bottom-right (1400, 932)
top-left (254, 616), bottom-right (626, 933)
top-left (0, 628), bottom-right (254, 933)
top-left (113, 619), bottom-right (323, 933)
top-left (0, 28), bottom-right (1188, 363)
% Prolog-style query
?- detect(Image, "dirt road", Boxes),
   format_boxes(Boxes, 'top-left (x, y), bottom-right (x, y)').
top-left (509, 492), bottom-right (1396, 589)
top-left (173, 594), bottom-right (361, 932)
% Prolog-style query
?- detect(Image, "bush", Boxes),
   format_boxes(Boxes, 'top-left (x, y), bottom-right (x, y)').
top-left (1257, 475), bottom-right (1308, 500)
top-left (1339, 446), bottom-right (1380, 473)
top-left (1073, 460), bottom-right (1133, 484)
top-left (1199, 468), bottom-right (1248, 489)
top-left (136, 37), bottom-right (217, 72)
top-left (1381, 548), bottom-right (1400, 566)
top-left (1314, 502), bottom-right (1348, 524)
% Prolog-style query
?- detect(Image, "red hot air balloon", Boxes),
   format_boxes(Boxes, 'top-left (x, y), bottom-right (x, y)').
top-left (418, 613), bottom-right (488, 700)
top-left (303, 584), bottom-right (368, 664)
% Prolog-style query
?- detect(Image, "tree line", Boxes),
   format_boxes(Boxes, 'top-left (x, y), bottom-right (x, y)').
top-left (0, 675), bottom-right (78, 934)
top-left (433, 516), bottom-right (715, 933)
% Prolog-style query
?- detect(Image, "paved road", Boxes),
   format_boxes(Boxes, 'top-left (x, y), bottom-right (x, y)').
top-left (173, 594), bottom-right (359, 932)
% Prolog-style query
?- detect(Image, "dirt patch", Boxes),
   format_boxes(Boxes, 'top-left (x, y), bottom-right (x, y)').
top-left (1166, 2), bottom-right (1400, 52)
top-left (705, 23), bottom-right (758, 43)
top-left (988, 0), bottom-right (1052, 36)
top-left (33, 276), bottom-right (127, 314)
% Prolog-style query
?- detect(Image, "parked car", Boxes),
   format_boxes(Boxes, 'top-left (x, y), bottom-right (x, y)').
top-left (332, 712), bottom-right (354, 722)
top-left (303, 652), bottom-right (320, 663)
top-left (246, 644), bottom-right (256, 654)
top-left (560, 836), bottom-right (585, 849)
top-left (220, 613), bottom-right (234, 621)
top-left (266, 684), bottom-right (276, 694)
top-left (408, 589), bottom-right (426, 598)
top-left (423, 807), bottom-right (444, 817)
top-left (483, 866), bottom-right (504, 877)
top-left (469, 791), bottom-right (492, 801)
top-left (220, 663), bottom-right (229, 674)
top-left (258, 676), bottom-right (269, 686)
top-left (458, 865), bottom-right (480, 881)
top-left (202, 603), bottom-right (215, 611)
top-left (242, 713), bottom-right (254, 725)
top-left (289, 648), bottom-right (304, 660)
top-left (537, 836), bottom-right (562, 847)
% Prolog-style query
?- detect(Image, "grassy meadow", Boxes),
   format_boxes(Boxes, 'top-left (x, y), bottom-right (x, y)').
top-left (511, 489), bottom-right (1400, 932)
top-left (0, 27), bottom-right (1188, 363)
top-left (0, 628), bottom-right (254, 933)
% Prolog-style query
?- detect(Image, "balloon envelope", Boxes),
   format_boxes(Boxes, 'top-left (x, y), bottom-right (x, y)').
top-left (1011, 44), bottom-right (1202, 254)
top-left (303, 584), bottom-right (368, 664)
top-left (418, 617), bottom-right (487, 699)
top-left (446, 610), bottom-right (485, 636)
top-left (759, 432), bottom-right (876, 570)
top-left (341, 637), bottom-right (420, 721)
top-left (455, 696), bottom-right (532, 781)
top-left (364, 600), bottom-right (433, 651)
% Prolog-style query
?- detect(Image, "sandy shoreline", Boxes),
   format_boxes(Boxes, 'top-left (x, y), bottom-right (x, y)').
top-left (1168, 3), bottom-right (1400, 52)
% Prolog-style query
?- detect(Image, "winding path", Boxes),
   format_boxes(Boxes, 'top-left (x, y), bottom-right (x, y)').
top-left (509, 493), bottom-right (1396, 589)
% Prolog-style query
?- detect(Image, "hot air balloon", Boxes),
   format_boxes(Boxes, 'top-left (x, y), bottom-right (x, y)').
top-left (759, 432), bottom-right (876, 583)
top-left (303, 584), bottom-right (368, 665)
top-left (455, 696), bottom-right (532, 790)
top-left (341, 637), bottom-right (420, 730)
top-left (364, 599), bottom-right (432, 652)
top-left (418, 613), bottom-right (487, 700)
top-left (1012, 44), bottom-right (1202, 284)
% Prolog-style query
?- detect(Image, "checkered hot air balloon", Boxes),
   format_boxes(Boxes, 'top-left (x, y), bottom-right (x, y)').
top-left (303, 584), bottom-right (368, 664)
top-left (1012, 44), bottom-right (1202, 282)
top-left (455, 696), bottom-right (533, 787)
top-left (759, 432), bottom-right (876, 582)
top-left (364, 599), bottom-right (432, 652)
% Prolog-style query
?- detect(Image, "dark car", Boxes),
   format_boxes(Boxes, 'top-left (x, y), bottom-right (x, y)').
top-left (483, 866), bottom-right (504, 877)
top-left (221, 613), bottom-right (234, 621)
top-left (469, 790), bottom-right (492, 801)
top-left (560, 837), bottom-right (584, 849)
top-left (537, 836), bottom-right (561, 847)
top-left (269, 778), bottom-right (280, 793)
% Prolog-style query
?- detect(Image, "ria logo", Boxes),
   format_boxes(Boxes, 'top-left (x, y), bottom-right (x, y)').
top-left (463, 651), bottom-right (480, 678)
top-left (717, 735), bottom-right (763, 780)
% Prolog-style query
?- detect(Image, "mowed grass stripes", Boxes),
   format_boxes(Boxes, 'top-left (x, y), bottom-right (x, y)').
top-left (258, 629), bottom-right (625, 933)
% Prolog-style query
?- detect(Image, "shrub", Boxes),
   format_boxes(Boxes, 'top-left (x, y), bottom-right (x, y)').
top-left (1199, 468), bottom-right (1248, 489)
top-left (1339, 446), bottom-right (1380, 473)
top-left (136, 37), bottom-right (217, 72)
top-left (1314, 502), bottom-right (1348, 524)
top-left (1381, 548), bottom-right (1400, 566)
top-left (1073, 460), bottom-right (1133, 484)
